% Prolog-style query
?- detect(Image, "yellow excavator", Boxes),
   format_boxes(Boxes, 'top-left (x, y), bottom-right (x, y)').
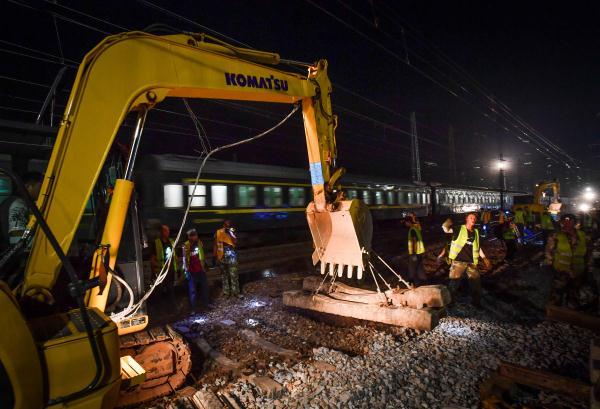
top-left (512, 180), bottom-right (562, 217)
top-left (0, 32), bottom-right (372, 408)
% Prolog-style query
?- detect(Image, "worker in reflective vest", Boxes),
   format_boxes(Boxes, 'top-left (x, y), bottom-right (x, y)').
top-left (214, 220), bottom-right (241, 298)
top-left (183, 228), bottom-right (209, 310)
top-left (480, 208), bottom-right (491, 237)
top-left (524, 206), bottom-right (535, 227)
top-left (405, 214), bottom-right (427, 285)
top-left (514, 208), bottom-right (525, 236)
top-left (448, 213), bottom-right (492, 307)
top-left (150, 224), bottom-right (179, 301)
top-left (540, 211), bottom-right (554, 246)
top-left (543, 213), bottom-right (589, 306)
top-left (502, 220), bottom-right (520, 262)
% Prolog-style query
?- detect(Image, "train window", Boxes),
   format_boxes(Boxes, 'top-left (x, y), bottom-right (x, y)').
top-left (374, 191), bottom-right (384, 205)
top-left (264, 186), bottom-right (282, 207)
top-left (164, 184), bottom-right (183, 208)
top-left (397, 192), bottom-right (405, 204)
top-left (0, 176), bottom-right (11, 205)
top-left (346, 189), bottom-right (358, 199)
top-left (236, 185), bottom-right (256, 207)
top-left (188, 184), bottom-right (207, 207)
top-left (211, 185), bottom-right (228, 207)
top-left (361, 190), bottom-right (371, 205)
top-left (386, 191), bottom-right (396, 205)
top-left (289, 187), bottom-right (305, 206)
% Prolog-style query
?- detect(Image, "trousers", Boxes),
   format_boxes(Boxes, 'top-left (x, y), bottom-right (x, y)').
top-left (448, 260), bottom-right (481, 306)
top-left (220, 262), bottom-right (239, 296)
top-left (187, 271), bottom-right (209, 309)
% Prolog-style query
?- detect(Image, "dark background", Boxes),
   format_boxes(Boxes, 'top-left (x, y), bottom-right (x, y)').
top-left (1, 1), bottom-right (599, 195)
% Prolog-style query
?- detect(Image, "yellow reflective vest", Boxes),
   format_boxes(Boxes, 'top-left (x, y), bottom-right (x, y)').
top-left (514, 210), bottom-right (525, 224)
top-left (155, 238), bottom-right (178, 271)
top-left (553, 231), bottom-right (586, 275)
top-left (540, 213), bottom-right (554, 230)
top-left (407, 226), bottom-right (425, 255)
top-left (449, 225), bottom-right (480, 265)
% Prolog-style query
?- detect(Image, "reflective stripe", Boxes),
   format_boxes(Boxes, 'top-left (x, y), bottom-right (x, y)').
top-left (309, 162), bottom-right (324, 186)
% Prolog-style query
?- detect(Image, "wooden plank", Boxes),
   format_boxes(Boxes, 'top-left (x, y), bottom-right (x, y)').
top-left (239, 329), bottom-right (299, 359)
top-left (282, 290), bottom-right (441, 331)
top-left (498, 361), bottom-right (590, 399)
top-left (546, 304), bottom-right (600, 333)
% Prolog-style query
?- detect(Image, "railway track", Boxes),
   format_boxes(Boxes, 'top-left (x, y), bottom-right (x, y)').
top-left (137, 232), bottom-right (597, 408)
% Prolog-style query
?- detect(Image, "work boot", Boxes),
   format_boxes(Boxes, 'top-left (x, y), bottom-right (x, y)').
top-left (447, 279), bottom-right (461, 304)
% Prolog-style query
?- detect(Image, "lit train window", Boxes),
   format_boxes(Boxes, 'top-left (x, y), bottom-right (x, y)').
top-left (407, 192), bottom-right (413, 204)
top-left (188, 184), bottom-right (206, 207)
top-left (422, 193), bottom-right (427, 204)
top-left (163, 184), bottom-right (183, 208)
top-left (386, 191), bottom-right (396, 205)
top-left (346, 190), bottom-right (358, 199)
top-left (289, 187), bottom-right (305, 206)
top-left (211, 185), bottom-right (228, 207)
top-left (398, 192), bottom-right (405, 204)
top-left (374, 191), bottom-right (384, 205)
top-left (264, 186), bottom-right (282, 207)
top-left (236, 185), bottom-right (256, 207)
top-left (361, 190), bottom-right (371, 205)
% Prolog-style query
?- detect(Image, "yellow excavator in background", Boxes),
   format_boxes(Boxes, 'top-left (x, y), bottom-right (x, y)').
top-left (512, 180), bottom-right (562, 218)
top-left (0, 32), bottom-right (372, 408)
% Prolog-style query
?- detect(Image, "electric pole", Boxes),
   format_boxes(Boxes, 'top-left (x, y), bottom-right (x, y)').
top-left (410, 111), bottom-right (421, 182)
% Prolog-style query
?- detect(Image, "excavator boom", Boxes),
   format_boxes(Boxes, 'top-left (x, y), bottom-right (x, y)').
top-left (23, 32), bottom-right (371, 298)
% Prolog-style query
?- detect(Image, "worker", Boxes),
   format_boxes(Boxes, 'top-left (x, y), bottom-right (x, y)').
top-left (437, 217), bottom-right (453, 265)
top-left (480, 208), bottom-right (491, 237)
top-left (214, 220), bottom-right (241, 298)
top-left (524, 206), bottom-right (535, 228)
top-left (405, 215), bottom-right (427, 285)
top-left (0, 171), bottom-right (43, 252)
top-left (513, 208), bottom-right (525, 236)
top-left (447, 213), bottom-right (492, 307)
top-left (150, 224), bottom-right (179, 301)
top-left (182, 228), bottom-right (209, 310)
top-left (502, 219), bottom-right (520, 262)
top-left (540, 211), bottom-right (554, 246)
top-left (543, 214), bottom-right (588, 306)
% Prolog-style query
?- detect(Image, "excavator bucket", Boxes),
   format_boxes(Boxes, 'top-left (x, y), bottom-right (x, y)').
top-left (306, 199), bottom-right (373, 280)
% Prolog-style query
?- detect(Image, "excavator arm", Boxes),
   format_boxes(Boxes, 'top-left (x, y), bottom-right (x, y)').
top-left (22, 31), bottom-right (371, 299)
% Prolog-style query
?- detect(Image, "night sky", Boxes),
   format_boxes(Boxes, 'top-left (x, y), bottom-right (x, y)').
top-left (1, 1), bottom-right (599, 195)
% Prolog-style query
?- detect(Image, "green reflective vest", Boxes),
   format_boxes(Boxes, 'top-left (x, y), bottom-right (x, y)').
top-left (503, 227), bottom-right (517, 241)
top-left (553, 230), bottom-right (586, 275)
top-left (514, 210), bottom-right (525, 224)
top-left (448, 225), bottom-right (480, 265)
top-left (155, 238), bottom-right (178, 271)
top-left (540, 213), bottom-right (554, 230)
top-left (407, 227), bottom-right (425, 255)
